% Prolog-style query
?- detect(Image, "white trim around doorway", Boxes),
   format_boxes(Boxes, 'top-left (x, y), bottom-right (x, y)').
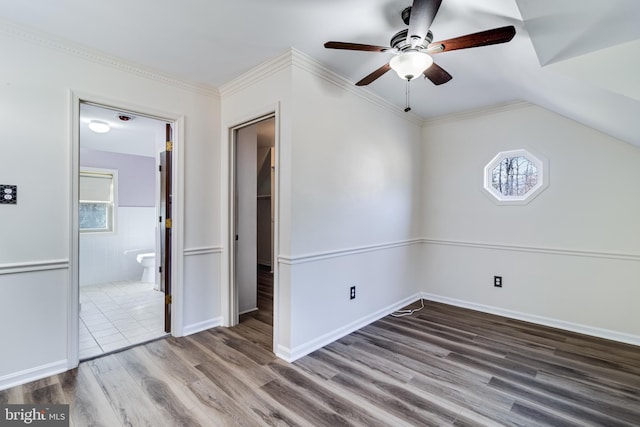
top-left (68, 90), bottom-right (185, 369)
top-left (222, 103), bottom-right (280, 355)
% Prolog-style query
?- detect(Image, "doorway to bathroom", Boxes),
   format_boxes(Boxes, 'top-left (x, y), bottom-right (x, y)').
top-left (77, 102), bottom-right (171, 360)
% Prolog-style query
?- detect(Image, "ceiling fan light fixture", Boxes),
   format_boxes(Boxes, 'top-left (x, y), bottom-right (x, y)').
top-left (88, 120), bottom-right (111, 133)
top-left (389, 51), bottom-right (433, 81)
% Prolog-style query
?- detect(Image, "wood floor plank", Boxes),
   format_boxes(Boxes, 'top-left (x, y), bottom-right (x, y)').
top-left (352, 328), bottom-right (492, 385)
top-left (292, 352), bottom-right (341, 380)
top-left (489, 376), bottom-right (636, 426)
top-left (185, 378), bottom-right (273, 427)
top-left (189, 334), bottom-right (277, 389)
top-left (139, 338), bottom-right (204, 386)
top-left (115, 348), bottom-right (201, 426)
top-left (260, 378), bottom-right (353, 427)
top-left (57, 364), bottom-right (121, 427)
top-left (377, 317), bottom-right (509, 360)
top-left (88, 354), bottom-right (175, 426)
top-left (208, 327), bottom-right (276, 366)
top-left (311, 348), bottom-right (457, 426)
top-left (24, 383), bottom-right (66, 405)
top-left (0, 386), bottom-right (23, 404)
top-left (535, 370), bottom-right (640, 410)
top-left (195, 360), bottom-right (306, 426)
top-left (324, 340), bottom-right (416, 383)
top-left (507, 401), bottom-right (582, 427)
top-left (507, 349), bottom-right (640, 393)
top-left (232, 321), bottom-right (273, 350)
top-left (268, 360), bottom-right (401, 427)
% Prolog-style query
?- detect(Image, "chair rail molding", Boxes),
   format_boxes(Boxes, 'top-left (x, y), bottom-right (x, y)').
top-left (0, 259), bottom-right (70, 275)
top-left (421, 238), bottom-right (640, 262)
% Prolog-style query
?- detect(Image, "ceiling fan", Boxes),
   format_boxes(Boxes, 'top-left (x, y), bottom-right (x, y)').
top-left (324, 0), bottom-right (516, 89)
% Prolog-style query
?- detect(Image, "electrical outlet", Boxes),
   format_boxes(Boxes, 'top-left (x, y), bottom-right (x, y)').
top-left (0, 184), bottom-right (17, 205)
top-left (350, 286), bottom-right (356, 300)
top-left (494, 276), bottom-right (503, 288)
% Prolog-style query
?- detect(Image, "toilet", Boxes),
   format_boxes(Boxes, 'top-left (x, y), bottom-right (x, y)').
top-left (136, 252), bottom-right (156, 283)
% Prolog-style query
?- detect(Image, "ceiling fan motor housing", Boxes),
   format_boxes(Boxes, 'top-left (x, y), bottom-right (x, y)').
top-left (391, 29), bottom-right (433, 51)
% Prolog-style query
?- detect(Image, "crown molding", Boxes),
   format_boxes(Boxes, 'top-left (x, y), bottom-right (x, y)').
top-left (0, 18), bottom-right (219, 98)
top-left (422, 100), bottom-right (532, 127)
top-left (290, 48), bottom-right (424, 126)
top-left (219, 48), bottom-right (423, 126)
top-left (218, 50), bottom-right (294, 97)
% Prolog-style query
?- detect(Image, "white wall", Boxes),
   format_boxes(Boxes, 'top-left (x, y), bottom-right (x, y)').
top-left (420, 103), bottom-right (640, 342)
top-left (0, 25), bottom-right (221, 389)
top-left (221, 50), bottom-right (424, 360)
top-left (236, 124), bottom-right (258, 314)
top-left (80, 207), bottom-right (156, 286)
top-left (284, 62), bottom-right (424, 359)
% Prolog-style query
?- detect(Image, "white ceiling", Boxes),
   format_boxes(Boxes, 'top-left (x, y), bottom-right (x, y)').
top-left (1, 0), bottom-right (639, 146)
top-left (80, 103), bottom-right (165, 157)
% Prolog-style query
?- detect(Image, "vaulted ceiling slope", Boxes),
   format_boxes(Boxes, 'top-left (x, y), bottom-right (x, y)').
top-left (0, 0), bottom-right (638, 146)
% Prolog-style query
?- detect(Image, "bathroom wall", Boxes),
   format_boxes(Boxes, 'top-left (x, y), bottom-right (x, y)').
top-left (79, 149), bottom-right (156, 286)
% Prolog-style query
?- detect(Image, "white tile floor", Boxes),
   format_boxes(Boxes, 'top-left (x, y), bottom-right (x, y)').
top-left (79, 281), bottom-right (166, 360)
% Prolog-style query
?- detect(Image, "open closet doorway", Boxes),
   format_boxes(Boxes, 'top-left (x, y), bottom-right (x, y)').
top-left (234, 116), bottom-right (275, 351)
top-left (77, 102), bottom-right (172, 360)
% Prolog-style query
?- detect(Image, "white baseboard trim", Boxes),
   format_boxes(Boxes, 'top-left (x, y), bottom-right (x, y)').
top-left (182, 317), bottom-right (223, 337)
top-left (0, 359), bottom-right (68, 391)
top-left (275, 344), bottom-right (294, 362)
top-left (239, 307), bottom-right (258, 316)
top-left (422, 293), bottom-right (640, 347)
top-left (277, 293), bottom-right (423, 363)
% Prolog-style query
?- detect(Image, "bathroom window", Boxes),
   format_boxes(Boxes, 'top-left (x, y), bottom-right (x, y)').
top-left (79, 169), bottom-right (117, 233)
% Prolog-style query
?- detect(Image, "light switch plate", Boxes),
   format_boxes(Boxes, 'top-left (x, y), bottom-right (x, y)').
top-left (0, 185), bottom-right (17, 205)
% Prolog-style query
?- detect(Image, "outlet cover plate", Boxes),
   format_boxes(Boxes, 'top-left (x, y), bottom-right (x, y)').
top-left (0, 185), bottom-right (17, 205)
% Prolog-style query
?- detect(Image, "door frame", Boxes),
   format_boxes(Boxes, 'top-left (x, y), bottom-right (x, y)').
top-left (224, 106), bottom-right (279, 353)
top-left (68, 91), bottom-right (184, 368)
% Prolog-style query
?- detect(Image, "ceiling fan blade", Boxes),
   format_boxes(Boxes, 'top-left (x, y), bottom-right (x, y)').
top-left (429, 25), bottom-right (516, 53)
top-left (423, 63), bottom-right (452, 85)
top-left (356, 63), bottom-right (391, 86)
top-left (324, 41), bottom-right (390, 52)
top-left (407, 0), bottom-right (442, 46)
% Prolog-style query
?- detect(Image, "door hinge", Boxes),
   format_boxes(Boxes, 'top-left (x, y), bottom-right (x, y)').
top-left (166, 141), bottom-right (173, 152)
top-left (158, 266), bottom-right (162, 274)
top-left (165, 218), bottom-right (172, 228)
top-left (165, 295), bottom-right (172, 305)
top-left (158, 165), bottom-right (162, 172)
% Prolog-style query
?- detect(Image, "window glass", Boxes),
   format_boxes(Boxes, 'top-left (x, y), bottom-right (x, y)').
top-left (80, 171), bottom-right (115, 232)
top-left (491, 156), bottom-right (538, 197)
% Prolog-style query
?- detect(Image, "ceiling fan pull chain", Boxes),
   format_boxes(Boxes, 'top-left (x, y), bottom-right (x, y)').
top-left (404, 80), bottom-right (412, 112)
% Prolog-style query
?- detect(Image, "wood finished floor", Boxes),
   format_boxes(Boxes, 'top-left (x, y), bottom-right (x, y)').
top-left (2, 298), bottom-right (639, 426)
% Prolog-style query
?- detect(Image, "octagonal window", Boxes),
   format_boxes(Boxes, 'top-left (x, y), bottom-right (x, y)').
top-left (484, 149), bottom-right (548, 204)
